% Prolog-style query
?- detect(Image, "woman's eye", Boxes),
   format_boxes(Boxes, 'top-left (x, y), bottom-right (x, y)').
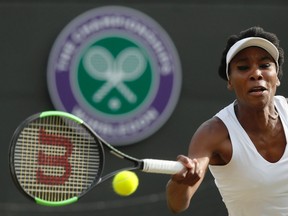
top-left (237, 65), bottom-right (249, 71)
top-left (260, 63), bottom-right (271, 69)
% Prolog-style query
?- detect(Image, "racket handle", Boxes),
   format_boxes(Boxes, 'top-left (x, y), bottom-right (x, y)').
top-left (142, 159), bottom-right (184, 175)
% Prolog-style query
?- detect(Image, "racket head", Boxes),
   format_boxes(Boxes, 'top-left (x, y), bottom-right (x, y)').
top-left (9, 111), bottom-right (104, 206)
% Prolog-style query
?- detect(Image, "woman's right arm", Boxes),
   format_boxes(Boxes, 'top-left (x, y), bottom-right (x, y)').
top-left (166, 117), bottom-right (227, 213)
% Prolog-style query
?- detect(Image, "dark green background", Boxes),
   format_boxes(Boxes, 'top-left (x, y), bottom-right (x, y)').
top-left (1, 1), bottom-right (288, 215)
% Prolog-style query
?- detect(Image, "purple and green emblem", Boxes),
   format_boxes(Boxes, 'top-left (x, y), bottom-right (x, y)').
top-left (47, 6), bottom-right (182, 145)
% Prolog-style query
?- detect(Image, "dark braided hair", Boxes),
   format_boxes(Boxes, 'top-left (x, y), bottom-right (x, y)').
top-left (218, 26), bottom-right (284, 81)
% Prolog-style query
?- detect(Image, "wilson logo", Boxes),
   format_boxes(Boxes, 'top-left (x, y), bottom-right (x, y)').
top-left (37, 129), bottom-right (73, 185)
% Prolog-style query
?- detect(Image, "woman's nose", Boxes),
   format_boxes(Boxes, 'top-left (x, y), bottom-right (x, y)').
top-left (249, 67), bottom-right (263, 80)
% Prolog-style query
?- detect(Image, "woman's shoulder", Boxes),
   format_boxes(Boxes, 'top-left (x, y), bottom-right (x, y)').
top-left (198, 117), bottom-right (228, 135)
top-left (191, 117), bottom-right (229, 150)
top-left (190, 117), bottom-right (231, 165)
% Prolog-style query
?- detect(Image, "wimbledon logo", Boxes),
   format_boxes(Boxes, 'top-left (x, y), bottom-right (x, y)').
top-left (47, 6), bottom-right (182, 146)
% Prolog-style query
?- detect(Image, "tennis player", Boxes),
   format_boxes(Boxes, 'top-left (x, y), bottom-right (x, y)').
top-left (166, 26), bottom-right (287, 215)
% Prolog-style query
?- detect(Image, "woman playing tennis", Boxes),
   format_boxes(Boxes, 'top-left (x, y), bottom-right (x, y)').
top-left (166, 26), bottom-right (288, 215)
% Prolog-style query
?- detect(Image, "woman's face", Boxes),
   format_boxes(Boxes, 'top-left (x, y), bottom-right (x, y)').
top-left (227, 47), bottom-right (280, 108)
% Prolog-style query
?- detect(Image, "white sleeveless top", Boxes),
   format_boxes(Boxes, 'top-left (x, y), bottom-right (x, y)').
top-left (209, 96), bottom-right (288, 216)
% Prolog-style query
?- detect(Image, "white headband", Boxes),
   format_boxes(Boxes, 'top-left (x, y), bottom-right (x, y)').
top-left (226, 37), bottom-right (279, 80)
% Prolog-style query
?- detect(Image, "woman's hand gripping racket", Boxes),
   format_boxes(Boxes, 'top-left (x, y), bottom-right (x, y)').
top-left (9, 111), bottom-right (184, 207)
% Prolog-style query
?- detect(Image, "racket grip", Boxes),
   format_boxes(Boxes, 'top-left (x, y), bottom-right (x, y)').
top-left (142, 159), bottom-right (184, 175)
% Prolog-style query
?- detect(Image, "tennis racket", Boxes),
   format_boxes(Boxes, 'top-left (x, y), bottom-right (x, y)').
top-left (9, 111), bottom-right (183, 207)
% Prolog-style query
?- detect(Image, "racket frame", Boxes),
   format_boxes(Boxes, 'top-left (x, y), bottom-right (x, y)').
top-left (9, 111), bottom-right (183, 207)
top-left (9, 111), bottom-right (143, 206)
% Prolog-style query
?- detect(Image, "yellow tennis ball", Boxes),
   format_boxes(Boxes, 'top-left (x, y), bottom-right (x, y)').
top-left (112, 171), bottom-right (139, 196)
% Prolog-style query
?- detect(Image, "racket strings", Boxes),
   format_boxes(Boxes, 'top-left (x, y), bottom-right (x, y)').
top-left (13, 116), bottom-right (102, 202)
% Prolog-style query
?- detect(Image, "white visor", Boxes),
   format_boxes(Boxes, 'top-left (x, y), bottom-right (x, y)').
top-left (226, 37), bottom-right (279, 80)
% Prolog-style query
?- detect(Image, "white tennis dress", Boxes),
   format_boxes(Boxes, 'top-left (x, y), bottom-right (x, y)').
top-left (209, 95), bottom-right (288, 216)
